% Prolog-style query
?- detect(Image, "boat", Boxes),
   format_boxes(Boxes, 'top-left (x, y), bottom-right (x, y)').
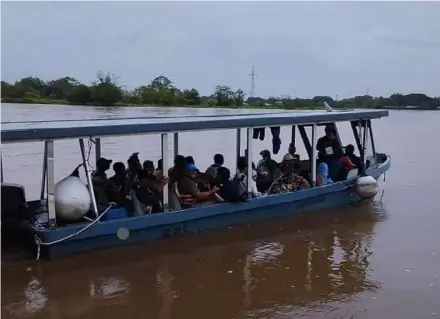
top-left (0, 109), bottom-right (391, 260)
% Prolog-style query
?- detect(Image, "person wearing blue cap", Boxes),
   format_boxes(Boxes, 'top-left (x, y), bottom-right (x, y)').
top-left (177, 163), bottom-right (219, 206)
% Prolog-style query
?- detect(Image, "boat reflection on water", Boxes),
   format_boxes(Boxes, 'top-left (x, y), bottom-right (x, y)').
top-left (1, 201), bottom-right (387, 319)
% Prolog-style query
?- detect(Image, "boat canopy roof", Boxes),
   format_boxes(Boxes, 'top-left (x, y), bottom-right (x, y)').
top-left (1, 109), bottom-right (388, 143)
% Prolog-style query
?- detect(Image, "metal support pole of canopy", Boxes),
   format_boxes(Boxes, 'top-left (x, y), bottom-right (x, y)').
top-left (173, 133), bottom-right (179, 159)
top-left (46, 140), bottom-right (57, 228)
top-left (95, 138), bottom-right (101, 162)
top-left (236, 128), bottom-right (241, 172)
top-left (40, 141), bottom-right (48, 202)
top-left (79, 138), bottom-right (99, 218)
top-left (368, 120), bottom-right (376, 158)
top-left (291, 125), bottom-right (296, 147)
top-left (0, 149), bottom-right (4, 183)
top-left (361, 120), bottom-right (368, 174)
top-left (311, 124), bottom-right (317, 187)
top-left (161, 133), bottom-right (169, 212)
top-left (246, 128), bottom-right (253, 199)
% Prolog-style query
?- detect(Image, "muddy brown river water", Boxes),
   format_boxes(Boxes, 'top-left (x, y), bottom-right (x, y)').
top-left (1, 104), bottom-right (440, 319)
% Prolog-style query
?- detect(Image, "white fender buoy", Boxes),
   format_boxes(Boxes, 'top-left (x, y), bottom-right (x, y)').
top-left (355, 175), bottom-right (379, 199)
top-left (55, 166), bottom-right (91, 221)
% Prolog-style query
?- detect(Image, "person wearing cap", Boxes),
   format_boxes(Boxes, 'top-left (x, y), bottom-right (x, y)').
top-left (177, 163), bottom-right (219, 206)
top-left (256, 150), bottom-right (279, 193)
top-left (92, 157), bottom-right (113, 206)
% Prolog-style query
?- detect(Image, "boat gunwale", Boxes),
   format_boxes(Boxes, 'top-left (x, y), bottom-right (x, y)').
top-left (31, 156), bottom-right (391, 242)
top-left (1, 109), bottom-right (389, 144)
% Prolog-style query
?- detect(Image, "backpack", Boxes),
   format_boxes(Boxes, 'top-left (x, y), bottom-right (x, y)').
top-left (206, 164), bottom-right (221, 178)
top-left (232, 173), bottom-right (249, 200)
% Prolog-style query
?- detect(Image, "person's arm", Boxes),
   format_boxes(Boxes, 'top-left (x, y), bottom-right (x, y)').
top-left (268, 160), bottom-right (279, 174)
top-left (299, 177), bottom-right (310, 189)
top-left (154, 176), bottom-right (169, 192)
top-left (251, 179), bottom-right (261, 197)
top-left (316, 137), bottom-right (326, 151)
top-left (187, 179), bottom-right (218, 201)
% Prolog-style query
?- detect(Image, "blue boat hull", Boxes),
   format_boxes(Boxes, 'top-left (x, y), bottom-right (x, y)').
top-left (31, 157), bottom-right (391, 259)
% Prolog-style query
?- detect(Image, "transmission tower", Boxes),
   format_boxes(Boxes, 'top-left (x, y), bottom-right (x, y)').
top-left (248, 66), bottom-right (258, 97)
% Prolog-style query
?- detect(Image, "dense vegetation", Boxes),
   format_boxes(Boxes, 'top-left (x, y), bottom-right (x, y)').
top-left (1, 73), bottom-right (439, 110)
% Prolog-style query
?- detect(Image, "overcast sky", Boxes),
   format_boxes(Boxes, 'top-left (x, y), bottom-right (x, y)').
top-left (1, 1), bottom-right (439, 98)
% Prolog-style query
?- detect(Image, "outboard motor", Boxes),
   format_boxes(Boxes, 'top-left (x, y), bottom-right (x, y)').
top-left (54, 165), bottom-right (92, 222)
top-left (1, 183), bottom-right (28, 236)
top-left (355, 175), bottom-right (379, 199)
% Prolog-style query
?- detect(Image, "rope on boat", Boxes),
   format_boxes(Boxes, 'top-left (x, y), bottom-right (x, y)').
top-left (34, 204), bottom-right (115, 261)
top-left (380, 172), bottom-right (387, 202)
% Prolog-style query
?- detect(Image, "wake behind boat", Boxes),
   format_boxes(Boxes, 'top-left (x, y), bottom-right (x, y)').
top-left (1, 109), bottom-right (390, 260)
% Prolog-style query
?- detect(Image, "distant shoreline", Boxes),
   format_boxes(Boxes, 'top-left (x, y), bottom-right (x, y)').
top-left (2, 97), bottom-right (439, 111)
top-left (2, 74), bottom-right (439, 110)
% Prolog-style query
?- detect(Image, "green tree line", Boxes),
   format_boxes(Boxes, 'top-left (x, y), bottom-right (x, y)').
top-left (1, 73), bottom-right (439, 110)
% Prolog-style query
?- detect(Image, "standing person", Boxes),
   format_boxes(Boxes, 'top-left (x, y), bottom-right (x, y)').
top-left (316, 125), bottom-right (343, 180)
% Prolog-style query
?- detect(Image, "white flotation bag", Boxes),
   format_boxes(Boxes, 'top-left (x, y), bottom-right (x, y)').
top-left (355, 175), bottom-right (379, 199)
top-left (55, 165), bottom-right (91, 221)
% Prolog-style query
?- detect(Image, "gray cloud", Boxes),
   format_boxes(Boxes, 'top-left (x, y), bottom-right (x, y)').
top-left (1, 1), bottom-right (439, 98)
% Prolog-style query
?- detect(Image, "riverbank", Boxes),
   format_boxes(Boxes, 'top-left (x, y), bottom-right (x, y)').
top-left (3, 97), bottom-right (439, 111)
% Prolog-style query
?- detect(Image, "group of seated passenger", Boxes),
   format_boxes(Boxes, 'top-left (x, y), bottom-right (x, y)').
top-left (315, 125), bottom-right (362, 185)
top-left (90, 136), bottom-right (362, 215)
top-left (91, 153), bottom-right (168, 215)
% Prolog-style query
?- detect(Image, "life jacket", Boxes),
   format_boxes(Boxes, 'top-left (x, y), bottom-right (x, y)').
top-left (173, 181), bottom-right (197, 206)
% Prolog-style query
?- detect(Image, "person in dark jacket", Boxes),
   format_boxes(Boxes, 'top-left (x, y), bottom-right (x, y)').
top-left (205, 154), bottom-right (224, 179)
top-left (92, 157), bottom-right (112, 206)
top-left (316, 125), bottom-right (343, 180)
top-left (216, 166), bottom-right (244, 202)
top-left (256, 150), bottom-right (279, 193)
top-left (105, 162), bottom-right (128, 206)
top-left (134, 170), bottom-right (165, 213)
